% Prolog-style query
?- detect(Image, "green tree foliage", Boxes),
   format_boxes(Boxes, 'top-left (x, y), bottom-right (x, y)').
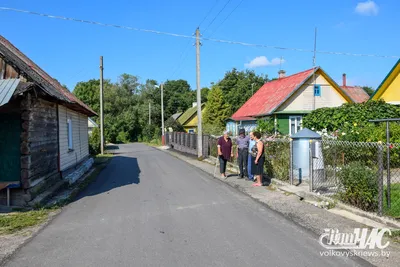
top-left (256, 118), bottom-right (276, 135)
top-left (73, 76), bottom-right (196, 146)
top-left (217, 68), bottom-right (269, 115)
top-left (163, 79), bottom-right (195, 119)
top-left (303, 100), bottom-right (400, 133)
top-left (362, 86), bottom-right (375, 96)
top-left (203, 86), bottom-right (231, 134)
top-left (201, 87), bottom-right (210, 103)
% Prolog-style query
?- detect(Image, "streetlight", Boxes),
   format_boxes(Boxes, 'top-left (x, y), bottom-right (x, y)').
top-left (155, 84), bottom-right (165, 145)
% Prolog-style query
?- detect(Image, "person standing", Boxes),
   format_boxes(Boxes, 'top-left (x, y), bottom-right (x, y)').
top-left (236, 129), bottom-right (250, 179)
top-left (250, 131), bottom-right (265, 186)
top-left (217, 131), bottom-right (233, 178)
top-left (247, 132), bottom-right (256, 181)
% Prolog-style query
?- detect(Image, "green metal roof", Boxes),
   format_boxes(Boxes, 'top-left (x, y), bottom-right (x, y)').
top-left (0, 79), bottom-right (20, 107)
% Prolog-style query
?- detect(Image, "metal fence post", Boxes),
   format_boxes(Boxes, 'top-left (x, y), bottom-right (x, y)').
top-left (386, 121), bottom-right (391, 209)
top-left (309, 140), bottom-right (313, 192)
top-left (290, 138), bottom-right (293, 185)
top-left (378, 143), bottom-right (384, 216)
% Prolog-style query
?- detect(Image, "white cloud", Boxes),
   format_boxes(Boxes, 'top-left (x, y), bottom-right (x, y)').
top-left (244, 56), bottom-right (284, 68)
top-left (355, 1), bottom-right (379, 16)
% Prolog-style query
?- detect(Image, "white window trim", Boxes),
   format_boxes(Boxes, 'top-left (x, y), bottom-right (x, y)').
top-left (289, 116), bottom-right (303, 135)
top-left (67, 118), bottom-right (73, 150)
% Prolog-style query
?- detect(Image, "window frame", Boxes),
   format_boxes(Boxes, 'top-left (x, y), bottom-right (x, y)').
top-left (314, 84), bottom-right (321, 96)
top-left (289, 116), bottom-right (303, 135)
top-left (67, 118), bottom-right (73, 151)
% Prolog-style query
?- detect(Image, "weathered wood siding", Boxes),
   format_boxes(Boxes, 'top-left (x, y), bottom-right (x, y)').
top-left (20, 94), bottom-right (60, 198)
top-left (58, 105), bottom-right (89, 171)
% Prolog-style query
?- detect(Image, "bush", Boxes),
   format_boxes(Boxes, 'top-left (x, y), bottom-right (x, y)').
top-left (203, 123), bottom-right (225, 136)
top-left (337, 161), bottom-right (378, 211)
top-left (264, 141), bottom-right (290, 181)
top-left (89, 127), bottom-right (101, 155)
top-left (116, 131), bottom-right (130, 144)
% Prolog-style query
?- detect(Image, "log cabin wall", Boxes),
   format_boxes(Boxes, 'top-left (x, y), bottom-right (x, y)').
top-left (20, 92), bottom-right (61, 203)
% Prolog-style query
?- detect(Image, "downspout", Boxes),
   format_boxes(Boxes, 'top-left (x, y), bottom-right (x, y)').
top-left (274, 114), bottom-right (277, 135)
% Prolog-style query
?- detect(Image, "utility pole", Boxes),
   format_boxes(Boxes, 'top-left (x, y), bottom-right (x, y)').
top-left (196, 27), bottom-right (203, 158)
top-left (149, 102), bottom-right (151, 125)
top-left (99, 56), bottom-right (104, 155)
top-left (251, 83), bottom-right (255, 95)
top-left (161, 83), bottom-right (165, 145)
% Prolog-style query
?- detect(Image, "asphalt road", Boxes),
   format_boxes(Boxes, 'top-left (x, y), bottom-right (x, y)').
top-left (4, 144), bottom-right (369, 267)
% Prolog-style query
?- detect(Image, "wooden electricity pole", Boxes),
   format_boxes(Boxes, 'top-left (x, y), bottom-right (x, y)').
top-left (196, 28), bottom-right (203, 158)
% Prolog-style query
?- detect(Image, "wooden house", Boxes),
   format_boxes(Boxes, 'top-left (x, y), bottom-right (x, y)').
top-left (229, 67), bottom-right (354, 135)
top-left (0, 35), bottom-right (96, 206)
top-left (177, 103), bottom-right (206, 133)
top-left (371, 59), bottom-right (400, 105)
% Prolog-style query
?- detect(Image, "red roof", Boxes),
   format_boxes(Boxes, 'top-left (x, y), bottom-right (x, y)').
top-left (0, 35), bottom-right (96, 116)
top-left (230, 116), bottom-right (256, 121)
top-left (341, 86), bottom-right (369, 103)
top-left (232, 68), bottom-right (315, 119)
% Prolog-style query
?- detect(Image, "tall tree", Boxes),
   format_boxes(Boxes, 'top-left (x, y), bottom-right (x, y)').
top-left (203, 86), bottom-right (231, 135)
top-left (217, 68), bottom-right (269, 115)
top-left (163, 79), bottom-right (195, 119)
top-left (201, 87), bottom-right (210, 103)
top-left (362, 86), bottom-right (375, 96)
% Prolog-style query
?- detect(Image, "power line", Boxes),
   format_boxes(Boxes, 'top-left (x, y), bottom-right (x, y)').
top-left (207, 0), bottom-right (245, 38)
top-left (197, 0), bottom-right (220, 28)
top-left (202, 0), bottom-right (233, 33)
top-left (167, 1), bottom-right (220, 80)
top-left (1, 7), bottom-right (399, 59)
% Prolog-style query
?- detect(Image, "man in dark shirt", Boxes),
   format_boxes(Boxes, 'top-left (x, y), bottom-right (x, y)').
top-left (236, 129), bottom-right (250, 179)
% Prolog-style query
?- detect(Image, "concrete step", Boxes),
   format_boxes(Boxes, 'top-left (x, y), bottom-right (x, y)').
top-left (28, 180), bottom-right (68, 207)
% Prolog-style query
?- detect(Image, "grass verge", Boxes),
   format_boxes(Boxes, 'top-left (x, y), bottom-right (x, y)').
top-left (384, 183), bottom-right (400, 218)
top-left (0, 209), bottom-right (57, 235)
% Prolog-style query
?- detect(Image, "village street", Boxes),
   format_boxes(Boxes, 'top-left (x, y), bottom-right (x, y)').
top-left (3, 143), bottom-right (370, 267)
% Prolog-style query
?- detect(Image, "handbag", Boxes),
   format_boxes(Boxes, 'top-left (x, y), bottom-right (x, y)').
top-left (250, 142), bottom-right (258, 157)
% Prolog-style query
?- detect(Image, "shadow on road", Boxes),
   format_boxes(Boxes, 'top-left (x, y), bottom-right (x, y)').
top-left (74, 156), bottom-right (141, 201)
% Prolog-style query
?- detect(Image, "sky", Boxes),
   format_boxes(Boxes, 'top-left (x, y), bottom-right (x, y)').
top-left (0, 0), bottom-right (399, 91)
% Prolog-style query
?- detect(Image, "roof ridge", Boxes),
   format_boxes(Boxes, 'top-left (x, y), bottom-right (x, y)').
top-left (0, 35), bottom-right (96, 116)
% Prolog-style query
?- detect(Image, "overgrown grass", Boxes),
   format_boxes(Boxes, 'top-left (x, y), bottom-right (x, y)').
top-left (384, 183), bottom-right (400, 218)
top-left (0, 209), bottom-right (56, 235)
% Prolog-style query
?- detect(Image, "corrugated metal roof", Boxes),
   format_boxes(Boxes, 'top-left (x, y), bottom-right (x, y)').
top-left (0, 78), bottom-right (20, 106)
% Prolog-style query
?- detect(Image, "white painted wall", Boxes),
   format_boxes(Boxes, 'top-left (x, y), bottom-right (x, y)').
top-left (277, 72), bottom-right (347, 112)
top-left (58, 105), bottom-right (89, 171)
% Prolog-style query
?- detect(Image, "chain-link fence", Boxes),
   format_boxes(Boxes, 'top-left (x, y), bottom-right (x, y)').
top-left (264, 138), bottom-right (400, 218)
top-left (264, 139), bottom-right (290, 183)
top-left (167, 132), bottom-right (400, 218)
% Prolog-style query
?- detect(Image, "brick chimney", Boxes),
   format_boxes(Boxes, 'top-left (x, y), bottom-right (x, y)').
top-left (342, 73), bottom-right (347, 87)
top-left (278, 70), bottom-right (286, 79)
